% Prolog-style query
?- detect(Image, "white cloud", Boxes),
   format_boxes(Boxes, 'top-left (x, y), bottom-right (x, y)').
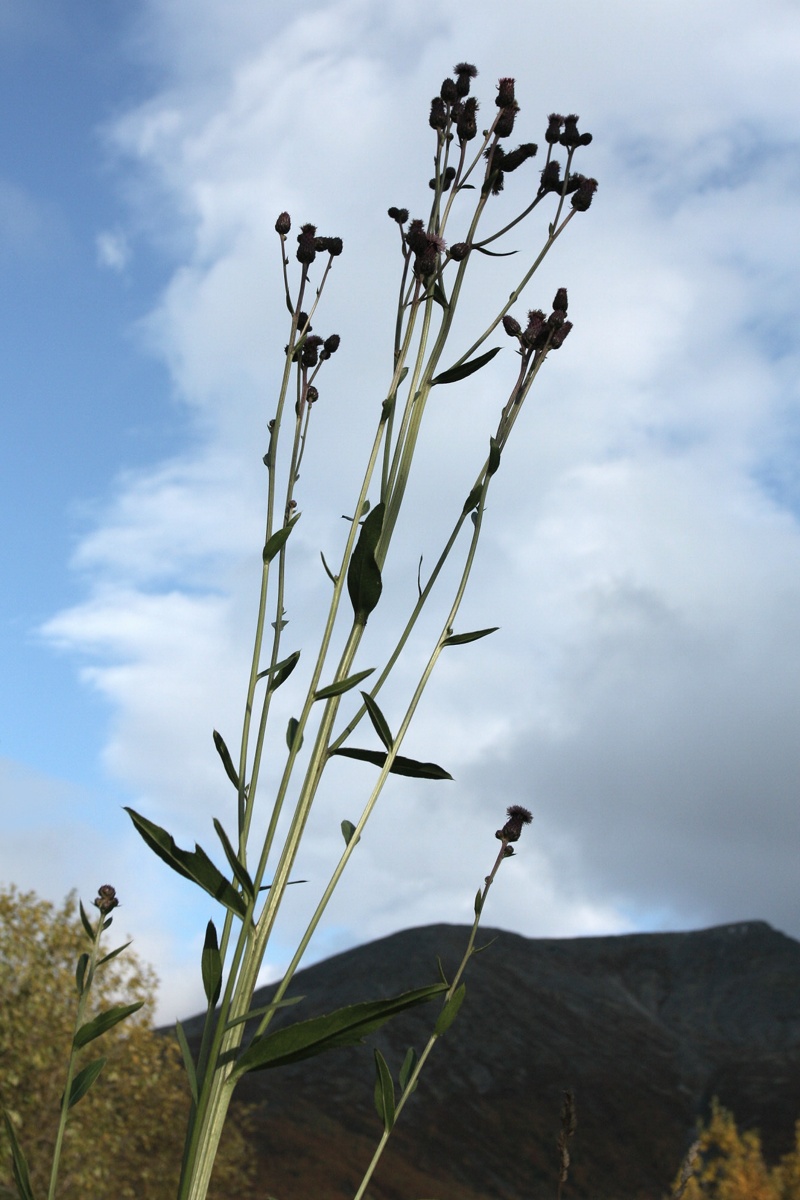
top-left (36, 0), bottom-right (800, 1018)
top-left (96, 229), bottom-right (131, 271)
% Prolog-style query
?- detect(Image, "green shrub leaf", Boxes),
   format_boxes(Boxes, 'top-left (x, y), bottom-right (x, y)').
top-left (315, 667), bottom-right (375, 700)
top-left (373, 1049), bottom-right (396, 1131)
top-left (212, 730), bottom-right (239, 790)
top-left (361, 692), bottom-right (394, 750)
top-left (341, 819), bottom-right (360, 847)
top-left (64, 1058), bottom-right (106, 1109)
top-left (2, 1110), bottom-right (35, 1200)
top-left (202, 921), bottom-right (223, 1007)
top-left (434, 983), bottom-right (466, 1037)
top-left (213, 819), bottom-right (255, 901)
top-left (262, 512), bottom-right (300, 564)
top-left (431, 346), bottom-right (501, 386)
top-left (442, 627), bottom-right (499, 647)
top-left (399, 1046), bottom-right (418, 1094)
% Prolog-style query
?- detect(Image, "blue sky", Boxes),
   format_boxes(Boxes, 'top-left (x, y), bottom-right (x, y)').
top-left (2, 0), bottom-right (799, 1023)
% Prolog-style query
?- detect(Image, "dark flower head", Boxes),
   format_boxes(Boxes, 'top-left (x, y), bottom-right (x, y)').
top-left (449, 242), bottom-right (469, 261)
top-left (405, 219), bottom-right (429, 255)
top-left (550, 320), bottom-right (573, 349)
top-left (440, 77), bottom-right (459, 105)
top-left (495, 104), bottom-right (518, 139)
top-left (553, 287), bottom-right (568, 313)
top-left (388, 206), bottom-right (409, 224)
top-left (457, 96), bottom-right (478, 143)
top-left (453, 62), bottom-right (478, 97)
top-left (301, 334), bottom-right (323, 368)
top-left (501, 142), bottom-right (538, 172)
top-left (496, 77), bottom-right (516, 108)
top-left (559, 114), bottom-right (582, 148)
top-left (429, 96), bottom-right (447, 130)
top-left (93, 884), bottom-right (119, 915)
top-left (275, 212), bottom-right (291, 235)
top-left (296, 223), bottom-right (317, 264)
top-left (496, 805), bottom-right (533, 843)
top-left (571, 177), bottom-right (598, 211)
top-left (545, 113), bottom-right (564, 144)
top-left (306, 385), bottom-right (319, 404)
top-left (502, 314), bottom-right (522, 338)
top-left (539, 159), bottom-right (562, 194)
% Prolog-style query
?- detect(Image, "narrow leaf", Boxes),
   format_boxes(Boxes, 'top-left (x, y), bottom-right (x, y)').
top-left (201, 921), bottom-right (222, 1007)
top-left (2, 1111), bottom-right (35, 1200)
top-left (78, 901), bottom-right (95, 941)
top-left (347, 502), bottom-right (385, 625)
top-left (443, 627), bottom-right (499, 647)
top-left (125, 808), bottom-right (249, 920)
top-left (262, 512), bottom-right (300, 564)
top-left (286, 717), bottom-right (303, 751)
top-left (268, 649), bottom-right (301, 693)
top-left (64, 1058), bottom-right (106, 1109)
top-left (373, 1049), bottom-right (396, 1131)
top-left (175, 1021), bottom-right (198, 1105)
top-left (213, 819), bottom-right (255, 900)
top-left (75, 952), bottom-right (89, 995)
top-left (360, 691), bottom-right (394, 751)
top-left (434, 983), bottom-right (466, 1037)
top-left (399, 1047), bottom-right (418, 1094)
top-left (341, 819), bottom-right (360, 847)
top-left (473, 245), bottom-right (518, 257)
top-left (315, 667), bottom-right (375, 700)
top-left (232, 983), bottom-right (447, 1076)
top-left (223, 995), bottom-right (304, 1031)
top-left (74, 1001), bottom-right (143, 1048)
top-left (436, 956), bottom-right (449, 987)
top-left (212, 730), bottom-right (239, 790)
top-left (97, 940), bottom-right (132, 967)
top-left (320, 551), bottom-right (338, 584)
top-left (330, 747), bottom-right (453, 781)
top-left (474, 888), bottom-right (484, 916)
top-left (431, 346), bottom-right (501, 386)
top-left (487, 436), bottom-right (501, 477)
top-left (471, 935), bottom-right (499, 956)
top-left (462, 483), bottom-right (483, 515)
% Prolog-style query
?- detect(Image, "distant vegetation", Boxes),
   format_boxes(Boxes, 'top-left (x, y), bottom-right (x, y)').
top-left (673, 1101), bottom-right (800, 1200)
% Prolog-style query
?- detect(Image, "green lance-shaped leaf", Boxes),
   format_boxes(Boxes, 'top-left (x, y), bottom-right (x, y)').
top-left (442, 626), bottom-right (499, 647)
top-left (223, 994), bottom-right (304, 1032)
top-left (262, 511), bottom-right (300, 564)
top-left (373, 1048), bottom-right (396, 1131)
top-left (361, 691), bottom-right (394, 751)
top-left (63, 1057), bottom-right (106, 1109)
top-left (431, 346), bottom-right (501, 386)
top-left (231, 983), bottom-right (447, 1076)
top-left (314, 666), bottom-right (375, 700)
top-left (399, 1046), bottom-right (418, 1094)
top-left (175, 1020), bottom-right (199, 1105)
top-left (212, 729), bottom-right (239, 790)
top-left (2, 1110), bottom-right (35, 1200)
top-left (487, 436), bottom-right (501, 476)
top-left (462, 482), bottom-right (483, 515)
top-left (474, 888), bottom-right (484, 916)
top-left (78, 900), bottom-right (95, 941)
top-left (125, 808), bottom-right (248, 920)
top-left (97, 940), bottom-right (132, 967)
top-left (255, 649), bottom-right (301, 687)
top-left (202, 920), bottom-right (223, 1007)
top-left (286, 717), bottom-right (303, 751)
top-left (213, 818), bottom-right (255, 901)
top-left (347, 502), bottom-right (385, 625)
top-left (434, 983), bottom-right (466, 1037)
top-left (75, 952), bottom-right (89, 995)
top-left (341, 819), bottom-right (360, 847)
top-left (73, 1001), bottom-right (144, 1049)
top-left (330, 747), bottom-right (453, 780)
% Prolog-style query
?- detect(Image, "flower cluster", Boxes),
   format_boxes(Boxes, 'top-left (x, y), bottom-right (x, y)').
top-left (503, 287), bottom-right (573, 354)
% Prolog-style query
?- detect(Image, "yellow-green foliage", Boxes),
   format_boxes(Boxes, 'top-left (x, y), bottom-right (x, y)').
top-left (674, 1100), bottom-right (800, 1200)
top-left (0, 886), bottom-right (255, 1199)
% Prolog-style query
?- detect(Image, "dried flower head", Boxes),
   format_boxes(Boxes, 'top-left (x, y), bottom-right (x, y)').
top-left (496, 77), bottom-right (516, 108)
top-left (495, 104), bottom-right (518, 139)
top-left (440, 77), bottom-right (459, 105)
top-left (539, 159), bottom-right (562, 194)
top-left (93, 884), bottom-right (119, 915)
top-left (570, 177), bottom-right (598, 212)
top-left (274, 212), bottom-right (291, 235)
top-left (296, 223), bottom-right (317, 264)
top-left (545, 113), bottom-right (564, 144)
top-left (429, 96), bottom-right (447, 130)
top-left (559, 114), bottom-right (582, 147)
top-left (453, 62), bottom-right (478, 97)
top-left (457, 96), bottom-right (478, 143)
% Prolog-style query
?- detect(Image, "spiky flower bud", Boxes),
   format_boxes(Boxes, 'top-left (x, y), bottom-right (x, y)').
top-left (550, 321), bottom-right (573, 349)
top-left (453, 62), bottom-right (478, 97)
top-left (320, 333), bottom-right (341, 360)
top-left (501, 142), bottom-right (538, 172)
top-left (430, 96), bottom-right (447, 130)
top-left (388, 206), bottom-right (409, 224)
top-left (539, 159), bottom-right (562, 194)
top-left (93, 884), bottom-right (119, 914)
top-left (275, 212), bottom-right (291, 235)
top-left (553, 287), bottom-right (568, 313)
top-left (306, 385), bottom-right (319, 404)
top-left (296, 223), bottom-right (317, 264)
top-left (545, 113), bottom-right (564, 144)
top-left (457, 96), bottom-right (478, 142)
top-left (559, 114), bottom-right (582, 147)
top-left (495, 104), bottom-right (518, 139)
top-left (495, 804), bottom-right (533, 843)
top-left (440, 77), bottom-right (459, 104)
top-left (301, 334), bottom-right (323, 368)
top-left (449, 242), bottom-right (469, 261)
top-left (570, 177), bottom-right (598, 211)
top-left (496, 77), bottom-right (516, 107)
top-left (502, 314), bottom-right (522, 338)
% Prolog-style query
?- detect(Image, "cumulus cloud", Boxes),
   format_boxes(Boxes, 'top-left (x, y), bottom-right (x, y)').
top-left (38, 0), bottom-right (800, 1017)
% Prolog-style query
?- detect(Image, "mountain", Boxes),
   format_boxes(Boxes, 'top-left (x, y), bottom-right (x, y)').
top-left (181, 921), bottom-right (800, 1199)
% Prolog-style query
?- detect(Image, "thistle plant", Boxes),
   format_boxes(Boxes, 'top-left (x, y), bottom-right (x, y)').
top-left (2, 64), bottom-right (596, 1199)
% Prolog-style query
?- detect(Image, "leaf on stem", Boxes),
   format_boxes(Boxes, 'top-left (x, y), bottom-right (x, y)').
top-left (255, 650), bottom-right (301, 688)
top-left (262, 512), bottom-right (300, 564)
top-left (2, 1110), bottom-right (35, 1200)
top-left (330, 747), bottom-right (453, 780)
top-left (213, 819), bottom-right (255, 901)
top-left (78, 900), bottom-right (95, 941)
top-left (314, 667), bottom-right (375, 700)
top-left (473, 245), bottom-right (518, 257)
top-left (96, 940), bottom-right (132, 968)
top-left (231, 982), bottom-right (447, 1076)
top-left (341, 819), bottom-right (360, 847)
top-left (399, 1046), bottom-right (418, 1094)
top-left (212, 730), bottom-right (239, 790)
top-left (124, 808), bottom-right (249, 920)
top-left (373, 1049), bottom-right (396, 1131)
top-left (223, 995), bottom-right (304, 1032)
top-left (347, 502), bottom-right (385, 625)
top-left (63, 1058), bottom-right (106, 1109)
top-left (431, 346), bottom-right (501, 386)
top-left (442, 627), bottom-right (499, 647)
top-left (487, 436), bottom-right (501, 477)
top-left (462, 483), bottom-right (483, 515)
top-left (286, 717), bottom-right (303, 752)
top-left (360, 691), bottom-right (394, 751)
top-left (201, 921), bottom-right (223, 1007)
top-left (320, 551), bottom-right (338, 585)
top-left (174, 1021), bottom-right (199, 1106)
top-left (75, 952), bottom-right (89, 995)
top-left (474, 888), bottom-right (484, 916)
top-left (73, 1001), bottom-right (144, 1049)
top-left (434, 983), bottom-right (466, 1037)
